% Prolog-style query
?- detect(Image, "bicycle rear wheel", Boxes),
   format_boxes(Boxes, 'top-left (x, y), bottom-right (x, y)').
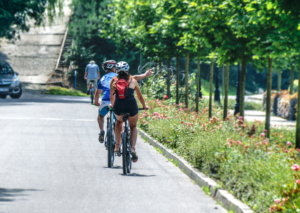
top-left (107, 127), bottom-right (115, 167)
top-left (122, 132), bottom-right (127, 175)
top-left (126, 132), bottom-right (132, 174)
top-left (91, 91), bottom-right (94, 105)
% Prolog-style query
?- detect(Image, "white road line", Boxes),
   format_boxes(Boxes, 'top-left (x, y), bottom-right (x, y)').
top-left (0, 117), bottom-right (94, 122)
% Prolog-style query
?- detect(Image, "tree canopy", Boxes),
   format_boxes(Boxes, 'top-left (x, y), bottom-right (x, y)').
top-left (0, 0), bottom-right (63, 40)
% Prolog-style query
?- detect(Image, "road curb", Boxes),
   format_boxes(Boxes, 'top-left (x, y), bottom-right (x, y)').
top-left (138, 129), bottom-right (253, 213)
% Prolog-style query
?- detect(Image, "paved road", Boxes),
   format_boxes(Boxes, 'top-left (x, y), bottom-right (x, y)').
top-left (0, 94), bottom-right (227, 213)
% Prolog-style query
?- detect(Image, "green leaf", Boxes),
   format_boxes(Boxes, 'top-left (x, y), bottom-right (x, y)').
top-left (267, 2), bottom-right (273, 10)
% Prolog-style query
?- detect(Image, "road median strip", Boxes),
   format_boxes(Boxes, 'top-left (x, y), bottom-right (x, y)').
top-left (138, 129), bottom-right (253, 213)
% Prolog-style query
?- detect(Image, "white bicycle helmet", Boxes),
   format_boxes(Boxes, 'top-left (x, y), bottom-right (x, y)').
top-left (115, 61), bottom-right (130, 73)
top-left (102, 60), bottom-right (116, 72)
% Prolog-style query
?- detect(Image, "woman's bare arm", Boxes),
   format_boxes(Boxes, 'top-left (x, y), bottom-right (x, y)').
top-left (134, 80), bottom-right (147, 108)
top-left (110, 80), bottom-right (115, 106)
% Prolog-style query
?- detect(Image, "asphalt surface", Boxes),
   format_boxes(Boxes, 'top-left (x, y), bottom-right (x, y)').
top-left (0, 94), bottom-right (227, 213)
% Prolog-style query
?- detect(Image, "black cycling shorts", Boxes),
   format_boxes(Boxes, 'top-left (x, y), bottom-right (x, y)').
top-left (113, 99), bottom-right (139, 117)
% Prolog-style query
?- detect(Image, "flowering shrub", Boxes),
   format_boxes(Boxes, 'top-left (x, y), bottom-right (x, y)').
top-left (142, 70), bottom-right (197, 103)
top-left (263, 90), bottom-right (298, 120)
top-left (138, 97), bottom-right (299, 212)
top-left (268, 164), bottom-right (300, 212)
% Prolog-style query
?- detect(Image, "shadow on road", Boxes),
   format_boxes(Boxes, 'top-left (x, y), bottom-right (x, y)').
top-left (0, 96), bottom-right (90, 105)
top-left (103, 166), bottom-right (122, 170)
top-left (0, 51), bottom-right (9, 63)
top-left (0, 188), bottom-right (41, 202)
top-left (121, 173), bottom-right (156, 177)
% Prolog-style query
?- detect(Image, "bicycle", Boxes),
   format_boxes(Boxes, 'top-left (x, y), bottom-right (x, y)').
top-left (88, 80), bottom-right (95, 105)
top-left (105, 107), bottom-right (116, 168)
top-left (120, 108), bottom-right (145, 175)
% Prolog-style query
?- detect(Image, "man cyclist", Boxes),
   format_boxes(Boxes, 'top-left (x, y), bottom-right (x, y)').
top-left (95, 60), bottom-right (152, 143)
top-left (84, 60), bottom-right (100, 94)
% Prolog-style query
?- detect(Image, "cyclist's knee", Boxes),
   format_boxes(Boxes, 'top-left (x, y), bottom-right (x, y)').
top-left (130, 125), bottom-right (137, 130)
top-left (116, 120), bottom-right (123, 126)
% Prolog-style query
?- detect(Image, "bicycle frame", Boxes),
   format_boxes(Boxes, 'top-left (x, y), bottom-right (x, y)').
top-left (121, 108), bottom-right (145, 175)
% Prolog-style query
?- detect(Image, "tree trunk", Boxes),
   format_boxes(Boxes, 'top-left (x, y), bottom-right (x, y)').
top-left (239, 54), bottom-right (246, 118)
top-left (196, 53), bottom-right (201, 112)
top-left (159, 60), bottom-right (162, 71)
top-left (296, 58), bottom-right (300, 148)
top-left (185, 50), bottom-right (190, 108)
top-left (176, 55), bottom-right (179, 104)
top-left (290, 61), bottom-right (295, 94)
top-left (265, 57), bottom-right (273, 138)
top-left (167, 58), bottom-right (171, 98)
top-left (209, 58), bottom-right (214, 119)
top-left (277, 69), bottom-right (281, 91)
top-left (223, 63), bottom-right (229, 120)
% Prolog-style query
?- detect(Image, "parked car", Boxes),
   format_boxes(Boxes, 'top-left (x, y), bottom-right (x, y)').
top-left (0, 62), bottom-right (22, 99)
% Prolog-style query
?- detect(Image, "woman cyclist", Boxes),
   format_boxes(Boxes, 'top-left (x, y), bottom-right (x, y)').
top-left (109, 61), bottom-right (148, 163)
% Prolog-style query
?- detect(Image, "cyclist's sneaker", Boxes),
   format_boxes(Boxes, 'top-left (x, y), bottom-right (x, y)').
top-left (132, 152), bottom-right (138, 163)
top-left (99, 130), bottom-right (105, 143)
top-left (115, 150), bottom-right (121, 157)
top-left (115, 145), bottom-right (121, 156)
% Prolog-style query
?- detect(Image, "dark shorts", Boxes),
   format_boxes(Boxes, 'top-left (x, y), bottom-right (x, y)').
top-left (113, 99), bottom-right (138, 117)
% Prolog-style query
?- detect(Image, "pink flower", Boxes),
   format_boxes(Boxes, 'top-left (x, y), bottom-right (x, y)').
top-left (274, 199), bottom-right (281, 204)
top-left (296, 179), bottom-right (300, 184)
top-left (287, 141), bottom-right (292, 146)
top-left (269, 208), bottom-right (274, 212)
top-left (238, 116), bottom-right (243, 120)
top-left (203, 124), bottom-right (205, 127)
top-left (260, 133), bottom-right (265, 138)
top-left (292, 164), bottom-right (299, 172)
top-left (142, 121), bottom-right (146, 124)
top-left (153, 112), bottom-right (159, 116)
top-left (163, 95), bottom-right (168, 99)
top-left (179, 108), bottom-right (183, 111)
top-left (263, 129), bottom-right (267, 132)
top-left (140, 116), bottom-right (143, 119)
top-left (167, 117), bottom-right (171, 119)
top-left (156, 99), bottom-right (159, 102)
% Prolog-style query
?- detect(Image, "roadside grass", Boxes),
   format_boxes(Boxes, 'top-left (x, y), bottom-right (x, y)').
top-left (138, 97), bottom-right (299, 212)
top-left (200, 79), bottom-right (237, 96)
top-left (227, 98), bottom-right (262, 111)
top-left (45, 86), bottom-right (88, 96)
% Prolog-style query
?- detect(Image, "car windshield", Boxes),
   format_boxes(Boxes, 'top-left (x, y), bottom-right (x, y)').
top-left (0, 64), bottom-right (14, 75)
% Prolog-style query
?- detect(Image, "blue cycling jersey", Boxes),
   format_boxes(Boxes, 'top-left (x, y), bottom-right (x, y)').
top-left (97, 72), bottom-right (117, 101)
